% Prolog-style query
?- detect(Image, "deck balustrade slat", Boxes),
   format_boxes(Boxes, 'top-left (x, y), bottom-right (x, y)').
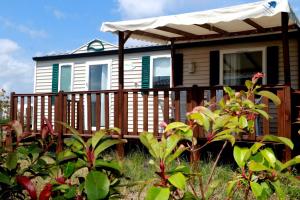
top-left (174, 91), bottom-right (180, 121)
top-left (33, 96), bottom-right (38, 132)
top-left (143, 91), bottom-right (149, 131)
top-left (78, 94), bottom-right (84, 134)
top-left (105, 93), bottom-right (109, 129)
top-left (123, 92), bottom-right (128, 134)
top-left (133, 92), bottom-right (138, 135)
top-left (71, 94), bottom-right (76, 128)
top-left (153, 91), bottom-right (159, 136)
top-left (114, 93), bottom-right (119, 128)
top-left (41, 96), bottom-right (45, 128)
top-left (13, 97), bottom-right (18, 121)
top-left (87, 94), bottom-right (92, 134)
top-left (47, 96), bottom-right (52, 122)
top-left (63, 95), bottom-right (68, 133)
top-left (163, 91), bottom-right (169, 123)
top-left (20, 97), bottom-right (24, 127)
top-left (26, 96), bottom-right (31, 132)
top-left (96, 93), bottom-right (101, 131)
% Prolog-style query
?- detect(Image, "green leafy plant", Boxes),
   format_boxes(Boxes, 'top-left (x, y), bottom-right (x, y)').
top-left (52, 123), bottom-right (127, 200)
top-left (227, 135), bottom-right (300, 200)
top-left (0, 119), bottom-right (57, 200)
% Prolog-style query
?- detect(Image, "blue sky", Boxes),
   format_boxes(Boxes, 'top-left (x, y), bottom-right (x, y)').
top-left (0, 0), bottom-right (299, 93)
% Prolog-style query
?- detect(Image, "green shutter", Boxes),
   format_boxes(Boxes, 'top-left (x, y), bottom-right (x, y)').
top-left (52, 64), bottom-right (59, 93)
top-left (141, 56), bottom-right (150, 89)
top-left (52, 64), bottom-right (59, 104)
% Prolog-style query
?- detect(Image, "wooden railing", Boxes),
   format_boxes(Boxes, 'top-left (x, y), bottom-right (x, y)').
top-left (10, 85), bottom-right (292, 141)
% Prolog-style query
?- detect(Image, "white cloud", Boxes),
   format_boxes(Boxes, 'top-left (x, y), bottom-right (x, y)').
top-left (0, 39), bottom-right (33, 93)
top-left (117, 0), bottom-right (253, 19)
top-left (45, 6), bottom-right (67, 20)
top-left (117, 0), bottom-right (169, 19)
top-left (0, 17), bottom-right (48, 38)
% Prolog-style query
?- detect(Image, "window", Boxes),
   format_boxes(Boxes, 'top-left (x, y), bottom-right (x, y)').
top-left (220, 49), bottom-right (266, 86)
top-left (152, 57), bottom-right (171, 88)
top-left (59, 64), bottom-right (72, 92)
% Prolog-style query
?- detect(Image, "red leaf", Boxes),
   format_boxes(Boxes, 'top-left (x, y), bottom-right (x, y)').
top-left (39, 183), bottom-right (52, 200)
top-left (40, 124), bottom-right (49, 139)
top-left (76, 195), bottom-right (83, 200)
top-left (55, 176), bottom-right (66, 184)
top-left (16, 176), bottom-right (37, 200)
top-left (43, 117), bottom-right (54, 135)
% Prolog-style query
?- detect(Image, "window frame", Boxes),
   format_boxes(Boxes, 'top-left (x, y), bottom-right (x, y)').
top-left (219, 47), bottom-right (267, 85)
top-left (150, 55), bottom-right (172, 88)
top-left (58, 63), bottom-right (74, 92)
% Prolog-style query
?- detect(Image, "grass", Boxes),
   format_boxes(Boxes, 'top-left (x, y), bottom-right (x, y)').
top-left (118, 149), bottom-right (300, 200)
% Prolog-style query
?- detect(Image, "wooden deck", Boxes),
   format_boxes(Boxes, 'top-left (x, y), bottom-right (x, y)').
top-left (10, 85), bottom-right (292, 147)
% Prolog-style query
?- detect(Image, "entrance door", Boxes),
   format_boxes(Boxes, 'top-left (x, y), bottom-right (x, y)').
top-left (88, 64), bottom-right (108, 127)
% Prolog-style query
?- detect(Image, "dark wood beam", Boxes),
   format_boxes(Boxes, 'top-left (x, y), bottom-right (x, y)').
top-left (118, 31), bottom-right (125, 90)
top-left (174, 24), bottom-right (297, 41)
top-left (196, 23), bottom-right (229, 35)
top-left (124, 31), bottom-right (132, 43)
top-left (281, 12), bottom-right (291, 85)
top-left (297, 30), bottom-right (300, 89)
top-left (156, 26), bottom-right (197, 37)
top-left (170, 40), bottom-right (175, 88)
top-left (243, 19), bottom-right (266, 32)
top-left (133, 30), bottom-right (170, 41)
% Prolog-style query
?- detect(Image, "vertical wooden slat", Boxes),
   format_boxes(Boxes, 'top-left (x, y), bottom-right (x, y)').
top-left (143, 91), bottom-right (149, 131)
top-left (277, 89), bottom-right (284, 137)
top-left (71, 94), bottom-right (75, 128)
top-left (47, 96), bottom-right (52, 122)
top-left (262, 97), bottom-right (269, 136)
top-left (20, 97), bottom-right (24, 127)
top-left (41, 96), bottom-right (45, 128)
top-left (87, 93), bottom-right (92, 135)
top-left (10, 92), bottom-right (15, 121)
top-left (123, 92), bottom-right (128, 135)
top-left (54, 95), bottom-right (59, 132)
top-left (133, 92), bottom-right (138, 135)
top-left (33, 96), bottom-right (38, 132)
top-left (67, 99), bottom-right (71, 124)
top-left (283, 86), bottom-right (292, 161)
top-left (63, 95), bottom-right (67, 133)
top-left (163, 91), bottom-right (169, 123)
top-left (174, 91), bottom-right (180, 121)
top-left (26, 96), bottom-right (31, 132)
top-left (210, 89), bottom-right (217, 111)
top-left (114, 92), bottom-right (119, 127)
top-left (96, 93), bottom-right (101, 131)
top-left (78, 94), bottom-right (84, 134)
top-left (153, 91), bottom-right (159, 136)
top-left (13, 96), bottom-right (18, 121)
top-left (186, 90), bottom-right (193, 113)
top-left (105, 93), bottom-right (109, 129)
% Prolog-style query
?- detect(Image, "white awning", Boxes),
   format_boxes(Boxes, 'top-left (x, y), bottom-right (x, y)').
top-left (101, 0), bottom-right (300, 44)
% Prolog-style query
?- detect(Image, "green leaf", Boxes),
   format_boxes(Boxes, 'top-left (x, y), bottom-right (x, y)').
top-left (248, 161), bottom-right (270, 171)
top-left (270, 180), bottom-right (285, 200)
top-left (92, 131), bottom-right (106, 148)
top-left (260, 148), bottom-right (276, 168)
top-left (193, 106), bottom-right (216, 121)
top-left (85, 171), bottom-right (110, 200)
top-left (94, 138), bottom-right (126, 159)
top-left (233, 146), bottom-right (250, 168)
top-left (95, 160), bottom-right (122, 175)
top-left (165, 122), bottom-right (188, 132)
top-left (262, 135), bottom-right (294, 149)
top-left (224, 86), bottom-right (235, 98)
top-left (164, 134), bottom-right (181, 159)
top-left (145, 187), bottom-right (170, 200)
top-left (57, 150), bottom-right (77, 163)
top-left (254, 109), bottom-right (269, 120)
top-left (64, 186), bottom-right (77, 199)
top-left (0, 172), bottom-right (11, 185)
top-left (6, 152), bottom-right (18, 170)
top-left (64, 162), bottom-right (75, 178)
top-left (168, 165), bottom-right (191, 175)
top-left (168, 172), bottom-right (186, 190)
top-left (281, 155), bottom-right (300, 171)
top-left (165, 145), bottom-right (187, 164)
top-left (245, 80), bottom-right (253, 90)
top-left (139, 132), bottom-right (160, 159)
top-left (211, 134), bottom-right (235, 146)
top-left (239, 116), bottom-right (248, 129)
top-left (188, 112), bottom-right (210, 132)
top-left (226, 180), bottom-right (238, 197)
top-left (182, 192), bottom-right (198, 200)
top-left (250, 182), bottom-right (263, 198)
top-left (256, 90), bottom-right (281, 106)
top-left (58, 122), bottom-right (86, 147)
top-left (250, 142), bottom-right (265, 154)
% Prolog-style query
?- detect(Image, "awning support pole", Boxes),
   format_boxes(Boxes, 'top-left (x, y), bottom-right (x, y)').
top-left (282, 12), bottom-right (291, 85)
top-left (117, 31), bottom-right (125, 158)
top-left (171, 40), bottom-right (175, 88)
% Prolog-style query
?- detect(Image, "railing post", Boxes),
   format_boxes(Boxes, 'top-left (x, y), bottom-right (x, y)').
top-left (283, 86), bottom-right (292, 161)
top-left (55, 91), bottom-right (64, 152)
top-left (10, 92), bottom-right (15, 121)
